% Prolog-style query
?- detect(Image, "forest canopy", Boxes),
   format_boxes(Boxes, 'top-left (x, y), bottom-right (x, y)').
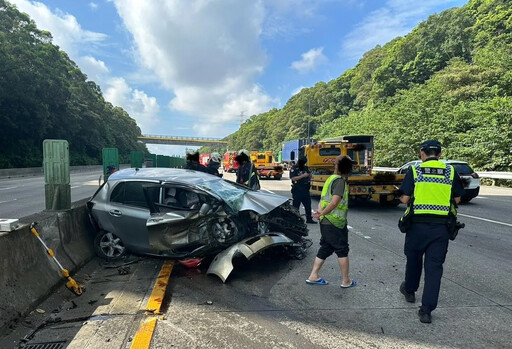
top-left (0, 0), bottom-right (147, 168)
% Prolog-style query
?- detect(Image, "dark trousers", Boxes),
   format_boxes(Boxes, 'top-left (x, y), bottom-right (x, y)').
top-left (292, 189), bottom-right (312, 220)
top-left (404, 223), bottom-right (450, 314)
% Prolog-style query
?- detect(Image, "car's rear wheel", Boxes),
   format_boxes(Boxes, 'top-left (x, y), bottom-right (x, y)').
top-left (94, 230), bottom-right (126, 260)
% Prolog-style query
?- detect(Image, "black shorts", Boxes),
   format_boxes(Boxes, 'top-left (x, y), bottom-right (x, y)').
top-left (317, 222), bottom-right (349, 259)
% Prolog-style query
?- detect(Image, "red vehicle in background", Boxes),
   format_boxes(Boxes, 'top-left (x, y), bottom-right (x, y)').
top-left (199, 153), bottom-right (210, 166)
top-left (223, 151), bottom-right (239, 172)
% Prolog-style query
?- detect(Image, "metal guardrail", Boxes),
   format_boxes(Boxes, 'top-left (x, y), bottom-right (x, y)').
top-left (373, 167), bottom-right (512, 180)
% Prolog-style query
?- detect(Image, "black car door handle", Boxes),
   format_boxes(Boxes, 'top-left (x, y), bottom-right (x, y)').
top-left (109, 209), bottom-right (122, 217)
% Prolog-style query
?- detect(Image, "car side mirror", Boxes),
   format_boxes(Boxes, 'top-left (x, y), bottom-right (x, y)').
top-left (199, 203), bottom-right (212, 216)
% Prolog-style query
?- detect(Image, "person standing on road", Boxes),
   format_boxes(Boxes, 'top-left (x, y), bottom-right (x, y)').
top-left (206, 152), bottom-right (223, 177)
top-left (306, 155), bottom-right (356, 289)
top-left (398, 140), bottom-right (463, 324)
top-left (290, 156), bottom-right (316, 224)
top-left (185, 149), bottom-right (207, 172)
top-left (235, 149), bottom-right (260, 190)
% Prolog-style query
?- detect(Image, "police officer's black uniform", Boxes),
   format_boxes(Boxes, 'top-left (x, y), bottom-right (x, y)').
top-left (399, 140), bottom-right (463, 323)
top-left (290, 159), bottom-right (315, 223)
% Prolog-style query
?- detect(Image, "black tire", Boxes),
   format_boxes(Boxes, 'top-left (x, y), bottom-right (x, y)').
top-left (274, 174), bottom-right (282, 180)
top-left (379, 195), bottom-right (400, 207)
top-left (94, 230), bottom-right (126, 261)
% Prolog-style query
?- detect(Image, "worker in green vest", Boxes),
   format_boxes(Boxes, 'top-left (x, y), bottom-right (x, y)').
top-left (306, 155), bottom-right (356, 289)
top-left (398, 140), bottom-right (463, 324)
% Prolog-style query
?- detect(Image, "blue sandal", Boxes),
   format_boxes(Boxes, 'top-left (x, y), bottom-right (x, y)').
top-left (306, 278), bottom-right (328, 285)
top-left (340, 280), bottom-right (357, 288)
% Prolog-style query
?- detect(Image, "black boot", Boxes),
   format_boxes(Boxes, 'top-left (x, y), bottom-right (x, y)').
top-left (400, 281), bottom-right (415, 303)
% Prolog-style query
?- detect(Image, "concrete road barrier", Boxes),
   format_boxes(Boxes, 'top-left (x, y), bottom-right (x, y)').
top-left (0, 200), bottom-right (95, 332)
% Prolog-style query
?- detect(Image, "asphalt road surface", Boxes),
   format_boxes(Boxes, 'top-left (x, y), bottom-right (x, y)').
top-left (1, 171), bottom-right (511, 348)
top-left (0, 171), bottom-right (102, 219)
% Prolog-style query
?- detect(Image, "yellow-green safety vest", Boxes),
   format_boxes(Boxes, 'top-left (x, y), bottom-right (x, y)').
top-left (411, 160), bottom-right (454, 216)
top-left (320, 174), bottom-right (349, 228)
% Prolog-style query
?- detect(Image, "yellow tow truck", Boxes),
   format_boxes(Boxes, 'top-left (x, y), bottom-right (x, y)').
top-left (250, 151), bottom-right (284, 180)
top-left (301, 135), bottom-right (404, 206)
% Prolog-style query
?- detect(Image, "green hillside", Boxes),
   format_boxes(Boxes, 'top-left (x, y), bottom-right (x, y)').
top-left (0, 0), bottom-right (147, 168)
top-left (228, 0), bottom-right (512, 171)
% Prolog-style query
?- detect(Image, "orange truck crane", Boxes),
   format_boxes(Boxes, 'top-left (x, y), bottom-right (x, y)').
top-left (300, 135), bottom-right (404, 206)
top-left (250, 151), bottom-right (284, 180)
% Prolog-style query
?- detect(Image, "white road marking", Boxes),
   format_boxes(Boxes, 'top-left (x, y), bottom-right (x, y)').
top-left (458, 213), bottom-right (512, 227)
top-left (475, 196), bottom-right (487, 199)
top-left (0, 186), bottom-right (18, 190)
top-left (71, 186), bottom-right (80, 189)
top-left (347, 225), bottom-right (371, 239)
top-left (0, 198), bottom-right (18, 204)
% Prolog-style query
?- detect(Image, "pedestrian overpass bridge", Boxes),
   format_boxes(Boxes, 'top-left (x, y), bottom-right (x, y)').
top-left (138, 134), bottom-right (228, 147)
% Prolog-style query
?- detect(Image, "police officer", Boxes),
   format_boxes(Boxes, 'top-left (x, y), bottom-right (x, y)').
top-left (235, 149), bottom-right (260, 190)
top-left (290, 156), bottom-right (316, 224)
top-left (185, 149), bottom-right (207, 172)
top-left (398, 140), bottom-right (463, 323)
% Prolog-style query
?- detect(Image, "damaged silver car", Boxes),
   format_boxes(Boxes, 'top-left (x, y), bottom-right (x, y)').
top-left (87, 168), bottom-right (310, 281)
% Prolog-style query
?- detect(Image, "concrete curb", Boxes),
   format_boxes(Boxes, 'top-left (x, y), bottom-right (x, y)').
top-left (0, 200), bottom-right (95, 332)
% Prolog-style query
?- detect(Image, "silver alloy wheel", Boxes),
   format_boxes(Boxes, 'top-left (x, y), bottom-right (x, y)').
top-left (212, 218), bottom-right (237, 243)
top-left (257, 221), bottom-right (269, 235)
top-left (99, 232), bottom-right (125, 258)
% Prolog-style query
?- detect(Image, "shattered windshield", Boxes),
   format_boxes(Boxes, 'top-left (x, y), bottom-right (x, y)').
top-left (198, 179), bottom-right (247, 212)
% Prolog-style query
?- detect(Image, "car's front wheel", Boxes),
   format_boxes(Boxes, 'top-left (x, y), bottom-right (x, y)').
top-left (209, 217), bottom-right (245, 245)
top-left (94, 230), bottom-right (126, 260)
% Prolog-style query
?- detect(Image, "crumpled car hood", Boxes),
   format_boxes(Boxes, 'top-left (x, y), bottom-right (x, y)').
top-left (238, 190), bottom-right (288, 215)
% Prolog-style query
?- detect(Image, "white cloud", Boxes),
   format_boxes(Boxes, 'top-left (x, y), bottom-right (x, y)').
top-left (104, 78), bottom-right (160, 133)
top-left (342, 0), bottom-right (465, 60)
top-left (77, 56), bottom-right (109, 81)
top-left (9, 0), bottom-right (107, 57)
top-left (89, 2), bottom-right (98, 10)
top-left (112, 0), bottom-right (276, 128)
top-left (291, 47), bottom-right (327, 74)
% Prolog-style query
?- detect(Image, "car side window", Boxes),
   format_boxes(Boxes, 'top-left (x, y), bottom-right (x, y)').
top-left (110, 181), bottom-right (157, 209)
top-left (110, 182), bottom-right (125, 204)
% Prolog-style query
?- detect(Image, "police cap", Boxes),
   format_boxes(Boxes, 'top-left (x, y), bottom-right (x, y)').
top-left (420, 140), bottom-right (442, 152)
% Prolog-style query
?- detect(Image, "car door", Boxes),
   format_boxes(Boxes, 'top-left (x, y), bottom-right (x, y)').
top-left (106, 180), bottom-right (159, 252)
top-left (145, 183), bottom-right (213, 252)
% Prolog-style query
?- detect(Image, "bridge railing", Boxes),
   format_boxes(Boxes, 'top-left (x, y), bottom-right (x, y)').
top-left (139, 134), bottom-right (226, 141)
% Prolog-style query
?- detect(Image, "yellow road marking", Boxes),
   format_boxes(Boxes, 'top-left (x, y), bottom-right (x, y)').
top-left (146, 260), bottom-right (174, 313)
top-left (130, 260), bottom-right (174, 349)
top-left (130, 316), bottom-right (157, 349)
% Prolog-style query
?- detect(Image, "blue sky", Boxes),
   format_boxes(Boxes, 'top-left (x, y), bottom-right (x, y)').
top-left (8, 0), bottom-right (467, 155)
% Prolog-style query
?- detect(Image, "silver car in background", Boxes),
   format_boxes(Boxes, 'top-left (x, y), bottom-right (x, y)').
top-left (397, 159), bottom-right (480, 202)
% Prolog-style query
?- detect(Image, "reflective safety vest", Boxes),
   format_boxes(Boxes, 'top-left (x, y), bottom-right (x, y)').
top-left (411, 160), bottom-right (454, 216)
top-left (320, 174), bottom-right (349, 228)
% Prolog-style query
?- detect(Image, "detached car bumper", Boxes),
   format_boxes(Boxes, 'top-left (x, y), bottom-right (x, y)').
top-left (207, 232), bottom-right (294, 283)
